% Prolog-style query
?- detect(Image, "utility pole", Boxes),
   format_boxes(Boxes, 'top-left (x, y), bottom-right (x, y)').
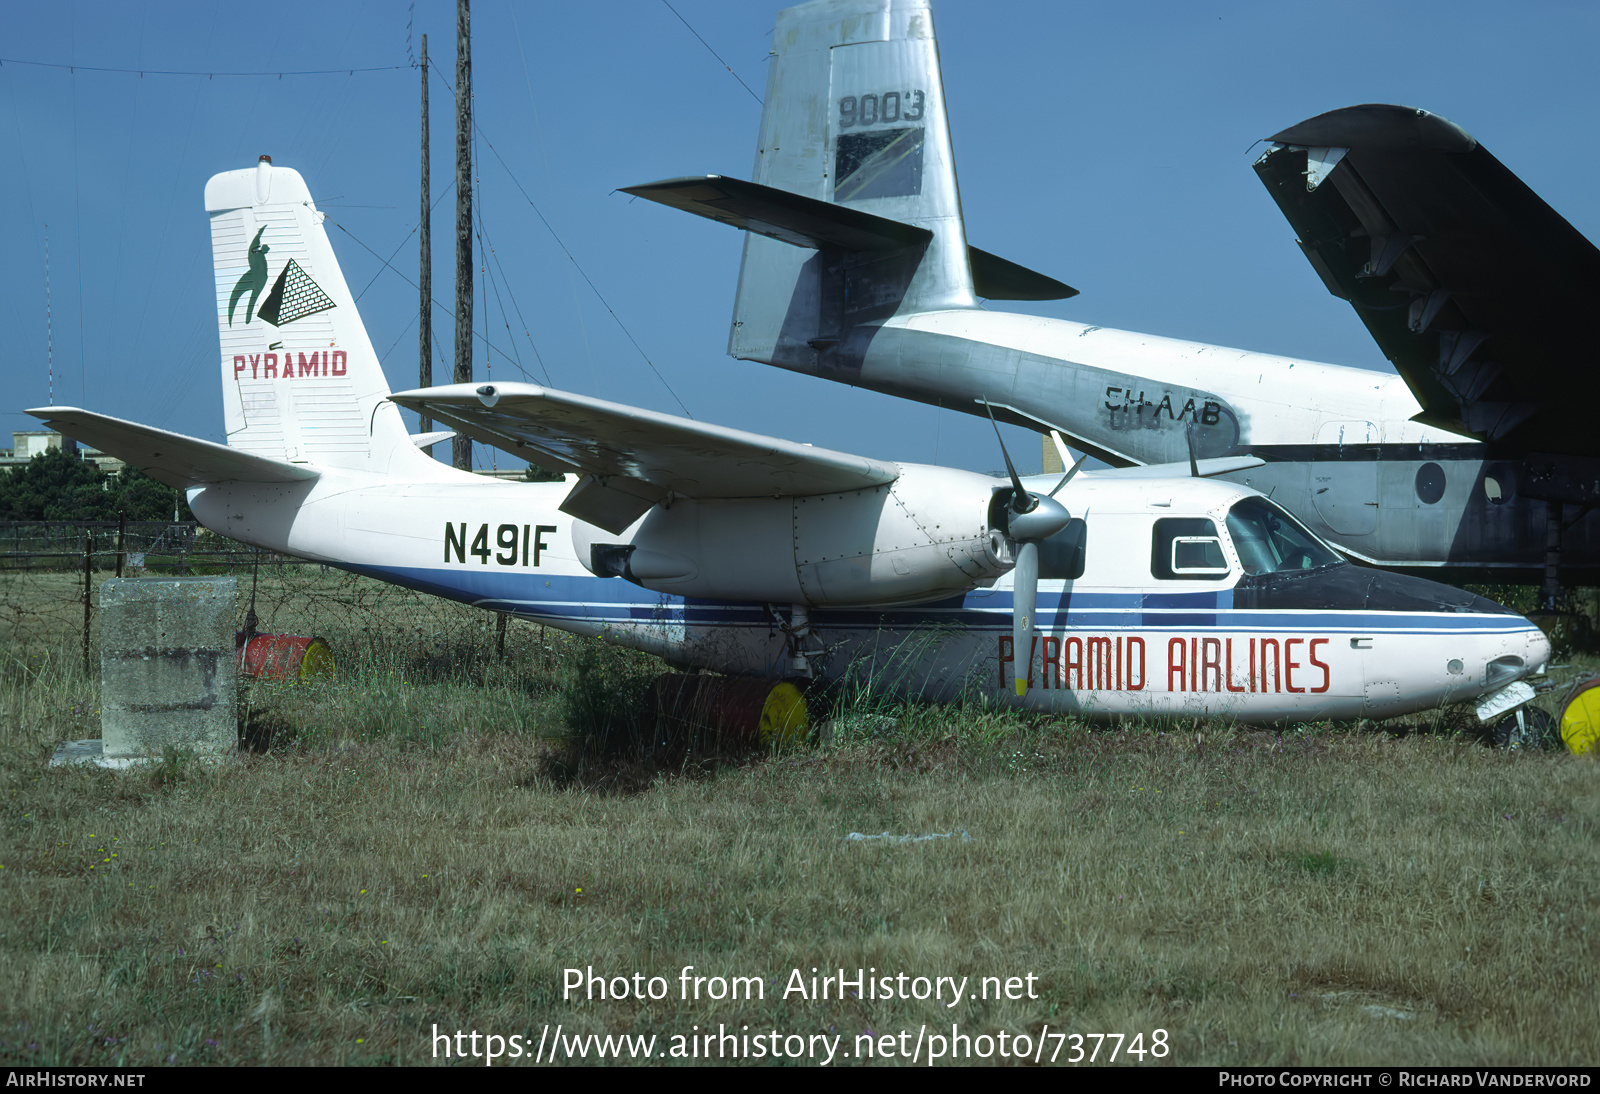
top-left (418, 33), bottom-right (433, 457)
top-left (453, 0), bottom-right (473, 472)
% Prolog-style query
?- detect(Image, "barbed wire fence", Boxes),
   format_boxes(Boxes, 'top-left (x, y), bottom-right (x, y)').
top-left (0, 521), bottom-right (565, 684)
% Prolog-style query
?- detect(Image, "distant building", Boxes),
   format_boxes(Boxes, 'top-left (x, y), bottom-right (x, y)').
top-left (1, 430), bottom-right (125, 475)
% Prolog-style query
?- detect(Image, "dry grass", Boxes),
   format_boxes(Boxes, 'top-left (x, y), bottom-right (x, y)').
top-left (0, 570), bottom-right (1595, 1066)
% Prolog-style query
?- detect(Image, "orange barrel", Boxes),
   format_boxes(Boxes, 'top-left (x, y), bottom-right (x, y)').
top-left (645, 675), bottom-right (809, 748)
top-left (236, 633), bottom-right (336, 681)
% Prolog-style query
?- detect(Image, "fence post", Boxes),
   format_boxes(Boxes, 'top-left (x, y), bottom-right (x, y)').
top-left (115, 513), bottom-right (126, 578)
top-left (82, 530), bottom-right (93, 677)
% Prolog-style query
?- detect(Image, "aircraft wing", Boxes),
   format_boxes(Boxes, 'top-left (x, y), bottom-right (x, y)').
top-left (1253, 104), bottom-right (1600, 456)
top-left (25, 407), bottom-right (319, 488)
top-left (389, 383), bottom-right (900, 533)
top-left (1080, 455), bottom-right (1265, 480)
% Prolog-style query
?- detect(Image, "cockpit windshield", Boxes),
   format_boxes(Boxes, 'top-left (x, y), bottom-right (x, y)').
top-left (1225, 496), bottom-right (1343, 575)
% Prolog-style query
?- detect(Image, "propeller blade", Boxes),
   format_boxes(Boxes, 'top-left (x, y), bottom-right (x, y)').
top-left (1048, 451), bottom-right (1090, 497)
top-left (983, 400), bottom-right (1031, 507)
top-left (1012, 538), bottom-right (1039, 697)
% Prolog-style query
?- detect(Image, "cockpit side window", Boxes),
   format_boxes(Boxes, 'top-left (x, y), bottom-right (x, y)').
top-left (1152, 518), bottom-right (1229, 580)
top-left (1225, 497), bottom-right (1343, 575)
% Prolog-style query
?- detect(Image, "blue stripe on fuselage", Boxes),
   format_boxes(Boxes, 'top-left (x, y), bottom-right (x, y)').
top-left (340, 564), bottom-right (1534, 637)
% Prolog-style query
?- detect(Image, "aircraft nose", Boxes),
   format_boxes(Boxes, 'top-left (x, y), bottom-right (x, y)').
top-left (1475, 621), bottom-right (1550, 693)
top-left (1525, 624), bottom-right (1552, 674)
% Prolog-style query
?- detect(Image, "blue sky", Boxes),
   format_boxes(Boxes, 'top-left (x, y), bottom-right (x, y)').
top-left (2, 1), bottom-right (1596, 475)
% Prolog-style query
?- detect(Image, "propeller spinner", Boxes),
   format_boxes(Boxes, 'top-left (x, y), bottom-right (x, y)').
top-left (985, 406), bottom-right (1087, 696)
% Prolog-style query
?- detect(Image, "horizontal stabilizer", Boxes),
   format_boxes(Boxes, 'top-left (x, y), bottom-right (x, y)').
top-left (623, 175), bottom-right (1075, 301)
top-left (968, 246), bottom-right (1078, 302)
top-left (389, 383), bottom-right (899, 533)
top-left (25, 408), bottom-right (320, 488)
top-left (623, 175), bottom-right (930, 252)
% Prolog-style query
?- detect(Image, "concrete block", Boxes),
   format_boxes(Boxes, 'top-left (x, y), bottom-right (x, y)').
top-left (99, 577), bottom-right (237, 759)
top-left (50, 739), bottom-right (147, 770)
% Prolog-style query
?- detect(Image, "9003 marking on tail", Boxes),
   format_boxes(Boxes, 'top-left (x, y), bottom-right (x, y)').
top-left (838, 90), bottom-right (925, 128)
top-left (445, 523), bottom-right (558, 567)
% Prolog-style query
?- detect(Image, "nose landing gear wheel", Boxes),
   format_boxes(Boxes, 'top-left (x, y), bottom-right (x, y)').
top-left (1491, 705), bottom-right (1559, 751)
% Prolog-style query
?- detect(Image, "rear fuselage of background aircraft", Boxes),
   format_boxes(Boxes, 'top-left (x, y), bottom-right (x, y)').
top-left (774, 306), bottom-right (1597, 584)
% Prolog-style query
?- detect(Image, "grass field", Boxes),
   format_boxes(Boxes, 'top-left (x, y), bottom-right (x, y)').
top-left (0, 569), bottom-right (1595, 1067)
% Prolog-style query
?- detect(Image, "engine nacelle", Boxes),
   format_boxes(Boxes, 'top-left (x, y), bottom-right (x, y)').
top-left (574, 464), bottom-right (1009, 607)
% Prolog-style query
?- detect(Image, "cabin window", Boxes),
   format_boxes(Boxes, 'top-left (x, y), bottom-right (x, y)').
top-left (1224, 497), bottom-right (1342, 575)
top-left (1038, 518), bottom-right (1087, 580)
top-left (1152, 518), bottom-right (1229, 580)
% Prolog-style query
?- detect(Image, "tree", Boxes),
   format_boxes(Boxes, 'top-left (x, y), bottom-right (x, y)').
top-left (113, 468), bottom-right (193, 521)
top-left (0, 448), bottom-right (192, 521)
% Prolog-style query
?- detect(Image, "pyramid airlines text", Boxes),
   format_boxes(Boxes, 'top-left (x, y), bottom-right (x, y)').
top-left (1000, 635), bottom-right (1332, 694)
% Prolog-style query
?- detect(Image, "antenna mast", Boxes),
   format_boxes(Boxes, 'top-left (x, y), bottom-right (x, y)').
top-left (419, 32), bottom-right (433, 456)
top-left (452, 0), bottom-right (473, 472)
top-left (45, 226), bottom-right (53, 406)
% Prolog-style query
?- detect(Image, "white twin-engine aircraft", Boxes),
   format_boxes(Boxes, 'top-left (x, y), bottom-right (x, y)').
top-left (29, 160), bottom-right (1551, 726)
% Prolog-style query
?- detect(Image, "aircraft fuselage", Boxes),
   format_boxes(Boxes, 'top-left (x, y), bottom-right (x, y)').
top-left (786, 308), bottom-right (1598, 583)
top-left (187, 468), bottom-right (1548, 723)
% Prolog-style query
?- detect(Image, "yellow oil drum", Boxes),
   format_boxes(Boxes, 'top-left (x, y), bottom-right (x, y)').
top-left (646, 675), bottom-right (810, 748)
top-left (1558, 678), bottom-right (1600, 756)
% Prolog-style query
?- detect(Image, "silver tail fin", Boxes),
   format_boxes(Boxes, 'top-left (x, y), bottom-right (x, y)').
top-left (741, 0), bottom-right (967, 366)
top-left (625, 0), bottom-right (1072, 378)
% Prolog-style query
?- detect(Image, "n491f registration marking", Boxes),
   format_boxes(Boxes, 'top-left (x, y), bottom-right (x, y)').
top-left (445, 522), bottom-right (557, 567)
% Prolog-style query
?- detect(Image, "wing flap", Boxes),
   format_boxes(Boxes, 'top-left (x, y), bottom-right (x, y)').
top-left (25, 408), bottom-right (320, 488)
top-left (389, 383), bottom-right (900, 530)
top-left (1254, 104), bottom-right (1600, 455)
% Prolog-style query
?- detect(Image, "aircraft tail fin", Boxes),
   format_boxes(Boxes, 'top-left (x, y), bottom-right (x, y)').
top-left (628, 2), bottom-right (1074, 375)
top-left (736, 0), bottom-right (974, 369)
top-left (206, 158), bottom-right (420, 473)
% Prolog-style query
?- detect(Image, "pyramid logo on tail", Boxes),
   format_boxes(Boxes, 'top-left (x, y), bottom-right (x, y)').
top-left (257, 258), bottom-right (336, 327)
top-left (227, 227), bottom-right (270, 327)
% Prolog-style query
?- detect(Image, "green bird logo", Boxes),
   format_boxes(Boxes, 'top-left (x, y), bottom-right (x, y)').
top-left (228, 227), bottom-right (271, 327)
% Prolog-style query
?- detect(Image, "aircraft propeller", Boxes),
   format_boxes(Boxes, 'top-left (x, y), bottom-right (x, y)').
top-left (985, 405), bottom-right (1087, 696)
